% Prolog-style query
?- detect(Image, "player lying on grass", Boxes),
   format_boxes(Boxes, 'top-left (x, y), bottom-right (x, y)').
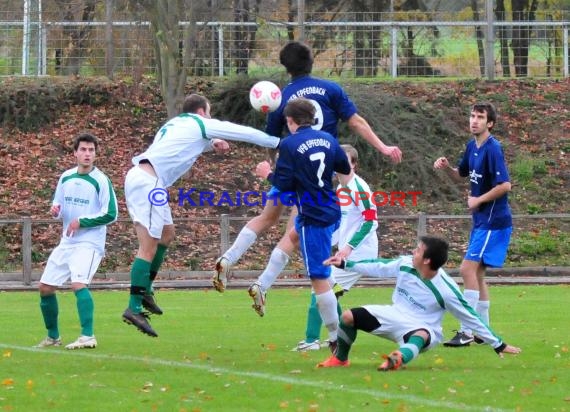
top-left (317, 235), bottom-right (521, 371)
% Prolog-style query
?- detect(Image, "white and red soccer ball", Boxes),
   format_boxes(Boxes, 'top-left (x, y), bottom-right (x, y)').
top-left (249, 81), bottom-right (282, 113)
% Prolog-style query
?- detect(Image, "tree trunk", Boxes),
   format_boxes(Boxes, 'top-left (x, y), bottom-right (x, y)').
top-left (232, 0), bottom-right (260, 75)
top-left (470, 0), bottom-right (485, 76)
top-left (511, 0), bottom-right (538, 77)
top-left (134, 0), bottom-right (188, 118)
top-left (495, 0), bottom-right (511, 77)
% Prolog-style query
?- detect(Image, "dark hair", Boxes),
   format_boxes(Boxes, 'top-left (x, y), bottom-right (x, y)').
top-left (471, 102), bottom-right (497, 130)
top-left (279, 41), bottom-right (313, 76)
top-left (182, 93), bottom-right (209, 114)
top-left (419, 235), bottom-right (449, 271)
top-left (283, 98), bottom-right (316, 127)
top-left (73, 133), bottom-right (98, 151)
top-left (340, 144), bottom-right (358, 167)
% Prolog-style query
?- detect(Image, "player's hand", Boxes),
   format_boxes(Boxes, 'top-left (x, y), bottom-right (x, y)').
top-left (497, 344), bottom-right (522, 358)
top-left (50, 204), bottom-right (61, 218)
top-left (255, 161), bottom-right (272, 179)
top-left (433, 157), bottom-right (450, 169)
top-left (212, 139), bottom-right (230, 153)
top-left (66, 219), bottom-right (80, 237)
top-left (323, 255), bottom-right (344, 268)
top-left (383, 145), bottom-right (402, 164)
top-left (334, 245), bottom-right (352, 260)
top-left (467, 195), bottom-right (480, 211)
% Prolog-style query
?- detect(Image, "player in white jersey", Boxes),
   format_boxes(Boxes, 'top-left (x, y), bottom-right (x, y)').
top-left (122, 93), bottom-right (280, 337)
top-left (36, 133), bottom-right (118, 350)
top-left (318, 235), bottom-right (521, 370)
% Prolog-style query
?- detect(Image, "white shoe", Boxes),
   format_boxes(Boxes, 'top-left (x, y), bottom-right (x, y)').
top-left (65, 335), bottom-right (97, 350)
top-left (213, 257), bottom-right (231, 292)
top-left (292, 340), bottom-right (321, 352)
top-left (248, 282), bottom-right (266, 317)
top-left (35, 336), bottom-right (62, 348)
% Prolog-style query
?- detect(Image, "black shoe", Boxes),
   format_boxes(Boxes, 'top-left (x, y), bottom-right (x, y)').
top-left (443, 331), bottom-right (473, 347)
top-left (122, 308), bottom-right (158, 337)
top-left (142, 294), bottom-right (163, 315)
top-left (473, 335), bottom-right (485, 345)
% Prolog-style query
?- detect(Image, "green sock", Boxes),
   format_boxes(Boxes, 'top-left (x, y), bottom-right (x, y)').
top-left (40, 294), bottom-right (59, 339)
top-left (400, 335), bottom-right (426, 364)
top-left (335, 318), bottom-right (357, 362)
top-left (305, 293), bottom-right (322, 343)
top-left (148, 244), bottom-right (168, 294)
top-left (129, 258), bottom-right (151, 312)
top-left (75, 288), bottom-right (94, 337)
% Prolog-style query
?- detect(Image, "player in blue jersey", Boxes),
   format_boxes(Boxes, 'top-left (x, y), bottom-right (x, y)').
top-left (256, 98), bottom-right (351, 350)
top-left (36, 133), bottom-right (118, 350)
top-left (214, 41), bottom-right (401, 294)
top-left (434, 102), bottom-right (513, 347)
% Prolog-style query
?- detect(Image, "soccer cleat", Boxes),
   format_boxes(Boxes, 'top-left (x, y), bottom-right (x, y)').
top-left (122, 308), bottom-right (158, 337)
top-left (443, 330), bottom-right (474, 347)
top-left (213, 257), bottom-right (230, 292)
top-left (292, 340), bottom-right (321, 352)
top-left (35, 336), bottom-right (62, 348)
top-left (65, 335), bottom-right (97, 350)
top-left (142, 294), bottom-right (163, 315)
top-left (248, 282), bottom-right (266, 317)
top-left (378, 350), bottom-right (403, 371)
top-left (317, 355), bottom-right (350, 368)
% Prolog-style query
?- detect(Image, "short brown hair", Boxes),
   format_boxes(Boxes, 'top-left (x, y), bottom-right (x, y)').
top-left (182, 94), bottom-right (209, 114)
top-left (73, 133), bottom-right (98, 151)
top-left (283, 98), bottom-right (315, 127)
top-left (340, 144), bottom-right (358, 166)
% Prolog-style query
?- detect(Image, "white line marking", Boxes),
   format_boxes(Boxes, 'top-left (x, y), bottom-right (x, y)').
top-left (0, 343), bottom-right (511, 412)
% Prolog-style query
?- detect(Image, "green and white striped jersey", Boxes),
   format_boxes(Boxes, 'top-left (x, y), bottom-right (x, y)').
top-left (346, 256), bottom-right (504, 349)
top-left (52, 166), bottom-right (118, 253)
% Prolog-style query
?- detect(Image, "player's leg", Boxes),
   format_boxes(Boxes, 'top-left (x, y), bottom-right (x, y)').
top-left (65, 248), bottom-right (102, 349)
top-left (318, 307), bottom-right (360, 367)
top-left (249, 217), bottom-right (299, 316)
top-left (36, 247), bottom-right (68, 347)
top-left (214, 199), bottom-right (286, 292)
top-left (143, 224), bottom-right (175, 315)
top-left (378, 328), bottom-right (431, 371)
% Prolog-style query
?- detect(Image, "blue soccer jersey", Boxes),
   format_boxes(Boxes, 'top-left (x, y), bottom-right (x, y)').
top-left (270, 126), bottom-right (351, 227)
top-left (457, 136), bottom-right (512, 229)
top-left (266, 75), bottom-right (358, 138)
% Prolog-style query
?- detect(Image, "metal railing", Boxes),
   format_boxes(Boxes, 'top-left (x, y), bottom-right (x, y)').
top-left (1, 213), bottom-right (568, 285)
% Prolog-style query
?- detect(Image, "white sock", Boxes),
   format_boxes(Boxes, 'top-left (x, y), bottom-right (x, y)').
top-left (257, 247), bottom-right (289, 292)
top-left (477, 300), bottom-right (490, 325)
top-left (461, 289), bottom-right (480, 335)
top-left (315, 289), bottom-right (339, 342)
top-left (223, 227), bottom-right (257, 265)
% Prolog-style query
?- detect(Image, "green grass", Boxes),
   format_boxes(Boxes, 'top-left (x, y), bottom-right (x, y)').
top-left (1, 286), bottom-right (569, 411)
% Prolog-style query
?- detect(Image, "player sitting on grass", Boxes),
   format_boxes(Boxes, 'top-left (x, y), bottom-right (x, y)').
top-left (318, 235), bottom-right (521, 370)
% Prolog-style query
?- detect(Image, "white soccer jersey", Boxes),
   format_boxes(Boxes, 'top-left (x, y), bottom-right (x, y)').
top-left (334, 173), bottom-right (378, 253)
top-left (346, 256), bottom-right (505, 349)
top-left (52, 166), bottom-right (118, 254)
top-left (133, 113), bottom-right (280, 187)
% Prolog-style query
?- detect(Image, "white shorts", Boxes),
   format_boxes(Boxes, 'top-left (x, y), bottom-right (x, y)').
top-left (332, 239), bottom-right (379, 290)
top-left (40, 245), bottom-right (102, 286)
top-left (361, 305), bottom-right (441, 350)
top-left (125, 166), bottom-right (173, 239)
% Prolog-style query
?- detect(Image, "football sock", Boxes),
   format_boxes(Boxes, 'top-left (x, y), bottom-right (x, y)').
top-left (129, 258), bottom-right (151, 312)
top-left (477, 300), bottom-right (490, 325)
top-left (461, 289), bottom-right (480, 334)
top-left (305, 292), bottom-right (322, 344)
top-left (40, 294), bottom-right (59, 339)
top-left (257, 247), bottom-right (289, 291)
top-left (400, 335), bottom-right (425, 364)
top-left (148, 244), bottom-right (168, 294)
top-left (315, 289), bottom-right (339, 342)
top-left (335, 318), bottom-right (357, 362)
top-left (223, 227), bottom-right (257, 265)
top-left (75, 287), bottom-right (94, 337)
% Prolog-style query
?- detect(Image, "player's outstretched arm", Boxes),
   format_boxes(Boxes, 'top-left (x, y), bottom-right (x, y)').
top-left (347, 114), bottom-right (402, 163)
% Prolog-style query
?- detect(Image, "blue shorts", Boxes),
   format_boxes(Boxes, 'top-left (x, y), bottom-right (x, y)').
top-left (267, 185), bottom-right (296, 206)
top-left (465, 227), bottom-right (512, 268)
top-left (296, 218), bottom-right (339, 279)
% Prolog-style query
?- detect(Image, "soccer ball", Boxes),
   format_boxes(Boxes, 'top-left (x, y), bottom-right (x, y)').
top-left (249, 81), bottom-right (282, 113)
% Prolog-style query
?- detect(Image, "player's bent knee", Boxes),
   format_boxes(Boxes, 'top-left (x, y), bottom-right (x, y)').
top-left (350, 307), bottom-right (381, 332)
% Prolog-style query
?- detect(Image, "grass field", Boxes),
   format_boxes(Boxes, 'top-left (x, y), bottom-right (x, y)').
top-left (1, 285), bottom-right (569, 411)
